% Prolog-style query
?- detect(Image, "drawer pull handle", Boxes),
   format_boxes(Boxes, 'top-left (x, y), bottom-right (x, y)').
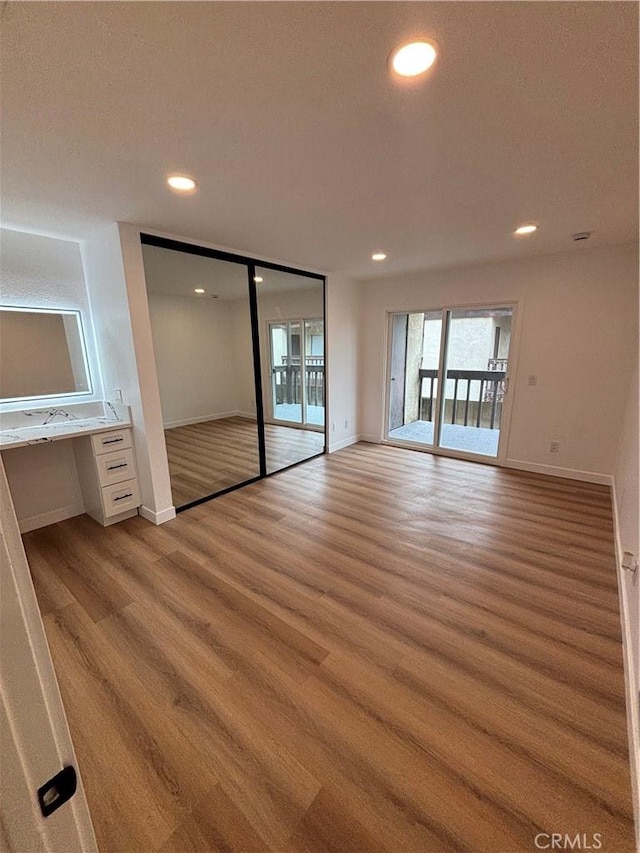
top-left (103, 437), bottom-right (124, 445)
top-left (113, 493), bottom-right (133, 502)
top-left (107, 463), bottom-right (128, 471)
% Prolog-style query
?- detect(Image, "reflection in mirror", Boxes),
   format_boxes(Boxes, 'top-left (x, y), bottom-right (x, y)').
top-left (255, 267), bottom-right (325, 474)
top-left (0, 307), bottom-right (91, 402)
top-left (142, 244), bottom-right (259, 508)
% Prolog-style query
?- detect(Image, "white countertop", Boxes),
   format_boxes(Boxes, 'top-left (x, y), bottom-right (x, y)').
top-left (0, 402), bottom-right (132, 450)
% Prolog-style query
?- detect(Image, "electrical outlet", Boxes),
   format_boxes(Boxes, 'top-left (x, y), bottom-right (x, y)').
top-left (332, 422), bottom-right (336, 432)
top-left (112, 389), bottom-right (123, 403)
top-left (344, 419), bottom-right (349, 429)
top-left (528, 375), bottom-right (537, 386)
top-left (549, 441), bottom-right (560, 453)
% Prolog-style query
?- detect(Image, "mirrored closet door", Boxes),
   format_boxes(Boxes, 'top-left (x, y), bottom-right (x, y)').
top-left (142, 241), bottom-right (260, 508)
top-left (141, 235), bottom-right (326, 510)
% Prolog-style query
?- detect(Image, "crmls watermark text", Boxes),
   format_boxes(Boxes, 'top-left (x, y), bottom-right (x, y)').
top-left (534, 833), bottom-right (603, 850)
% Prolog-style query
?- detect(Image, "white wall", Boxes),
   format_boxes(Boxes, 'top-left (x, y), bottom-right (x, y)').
top-left (0, 229), bottom-right (104, 530)
top-left (147, 294), bottom-right (254, 427)
top-left (230, 297), bottom-right (258, 417)
top-left (326, 273), bottom-right (361, 452)
top-left (81, 223), bottom-right (175, 525)
top-left (360, 243), bottom-right (638, 481)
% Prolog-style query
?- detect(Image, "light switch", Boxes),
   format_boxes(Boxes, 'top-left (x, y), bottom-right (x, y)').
top-left (528, 375), bottom-right (537, 386)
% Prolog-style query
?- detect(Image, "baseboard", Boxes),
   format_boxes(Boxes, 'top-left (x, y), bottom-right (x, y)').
top-left (611, 479), bottom-right (640, 845)
top-left (139, 505), bottom-right (176, 525)
top-left (328, 434), bottom-right (362, 453)
top-left (164, 411), bottom-right (254, 429)
top-left (505, 459), bottom-right (612, 485)
top-left (18, 502), bottom-right (85, 533)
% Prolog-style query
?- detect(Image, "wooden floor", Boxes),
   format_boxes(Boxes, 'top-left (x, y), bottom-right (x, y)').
top-left (23, 443), bottom-right (635, 852)
top-left (164, 417), bottom-right (325, 506)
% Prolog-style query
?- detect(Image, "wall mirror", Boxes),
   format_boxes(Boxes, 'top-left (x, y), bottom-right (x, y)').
top-left (142, 243), bottom-right (260, 508)
top-left (255, 267), bottom-right (325, 474)
top-left (0, 306), bottom-right (92, 403)
top-left (141, 234), bottom-right (326, 510)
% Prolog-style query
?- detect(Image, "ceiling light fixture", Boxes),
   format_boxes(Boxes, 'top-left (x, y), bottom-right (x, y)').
top-left (254, 276), bottom-right (264, 283)
top-left (372, 252), bottom-right (387, 261)
top-left (167, 174), bottom-right (197, 192)
top-left (391, 41), bottom-right (438, 78)
top-left (194, 288), bottom-right (205, 294)
top-left (514, 224), bottom-right (538, 236)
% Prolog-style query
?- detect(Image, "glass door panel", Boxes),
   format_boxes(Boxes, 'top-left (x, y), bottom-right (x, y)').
top-left (437, 307), bottom-right (513, 457)
top-left (256, 267), bottom-right (325, 474)
top-left (270, 321), bottom-right (303, 425)
top-left (304, 318), bottom-right (325, 427)
top-left (388, 310), bottom-right (443, 446)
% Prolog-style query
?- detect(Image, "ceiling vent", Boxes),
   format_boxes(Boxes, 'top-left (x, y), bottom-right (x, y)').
top-left (572, 231), bottom-right (592, 241)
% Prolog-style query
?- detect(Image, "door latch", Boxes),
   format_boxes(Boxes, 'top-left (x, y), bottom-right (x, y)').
top-left (38, 766), bottom-right (77, 817)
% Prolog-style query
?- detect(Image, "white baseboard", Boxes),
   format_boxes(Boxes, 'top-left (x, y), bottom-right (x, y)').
top-left (18, 502), bottom-right (85, 533)
top-left (611, 479), bottom-right (640, 845)
top-left (505, 459), bottom-right (612, 485)
top-left (139, 505), bottom-right (176, 525)
top-left (328, 434), bottom-right (362, 453)
top-left (164, 411), bottom-right (255, 429)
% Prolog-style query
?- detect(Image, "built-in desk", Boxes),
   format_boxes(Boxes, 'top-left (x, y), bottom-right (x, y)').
top-left (0, 402), bottom-right (141, 526)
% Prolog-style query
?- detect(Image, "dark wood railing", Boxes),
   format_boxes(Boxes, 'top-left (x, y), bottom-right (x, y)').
top-left (273, 364), bottom-right (325, 407)
top-left (419, 368), bottom-right (506, 430)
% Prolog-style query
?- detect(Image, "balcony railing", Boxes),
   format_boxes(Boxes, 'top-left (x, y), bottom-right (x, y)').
top-left (273, 364), bottom-right (325, 407)
top-left (419, 368), bottom-right (506, 430)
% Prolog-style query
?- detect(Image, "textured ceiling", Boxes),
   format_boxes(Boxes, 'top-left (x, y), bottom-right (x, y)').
top-left (1, 1), bottom-right (637, 278)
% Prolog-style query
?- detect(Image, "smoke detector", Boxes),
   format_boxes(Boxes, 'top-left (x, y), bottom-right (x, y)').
top-left (572, 231), bottom-right (592, 241)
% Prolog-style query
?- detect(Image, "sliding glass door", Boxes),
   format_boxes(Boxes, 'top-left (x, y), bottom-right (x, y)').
top-left (268, 319), bottom-right (324, 429)
top-left (255, 266), bottom-right (325, 475)
top-left (387, 306), bottom-right (513, 459)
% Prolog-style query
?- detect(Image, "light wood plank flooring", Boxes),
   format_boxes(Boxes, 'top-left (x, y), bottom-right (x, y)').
top-left (23, 443), bottom-right (634, 852)
top-left (164, 417), bottom-right (324, 506)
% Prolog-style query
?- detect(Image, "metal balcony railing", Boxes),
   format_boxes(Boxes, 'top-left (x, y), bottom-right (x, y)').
top-left (273, 364), bottom-right (325, 407)
top-left (419, 367), bottom-right (506, 430)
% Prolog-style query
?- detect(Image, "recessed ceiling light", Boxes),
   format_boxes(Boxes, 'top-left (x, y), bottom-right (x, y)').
top-left (254, 276), bottom-right (264, 283)
top-left (194, 288), bottom-right (205, 294)
top-left (372, 252), bottom-right (387, 261)
top-left (391, 41), bottom-right (438, 78)
top-left (167, 174), bottom-right (197, 192)
top-left (514, 224), bottom-right (538, 236)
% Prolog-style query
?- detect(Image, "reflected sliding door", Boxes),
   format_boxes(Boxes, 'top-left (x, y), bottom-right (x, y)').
top-left (255, 266), bottom-right (325, 475)
top-left (387, 306), bottom-right (513, 459)
top-left (268, 319), bottom-right (325, 429)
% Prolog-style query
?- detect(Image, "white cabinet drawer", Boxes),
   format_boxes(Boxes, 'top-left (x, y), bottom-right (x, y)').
top-left (96, 447), bottom-right (137, 487)
top-left (91, 429), bottom-right (132, 455)
top-left (102, 479), bottom-right (140, 518)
